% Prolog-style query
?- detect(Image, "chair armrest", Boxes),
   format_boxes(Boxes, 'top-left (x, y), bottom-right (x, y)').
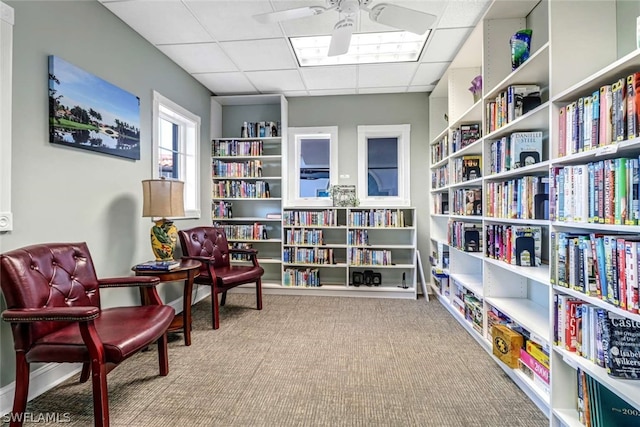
top-left (98, 276), bottom-right (161, 288)
top-left (181, 255), bottom-right (212, 264)
top-left (2, 306), bottom-right (100, 323)
top-left (228, 248), bottom-right (259, 256)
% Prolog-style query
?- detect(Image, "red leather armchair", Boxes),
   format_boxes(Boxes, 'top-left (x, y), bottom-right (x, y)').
top-left (0, 242), bottom-right (175, 427)
top-left (178, 226), bottom-right (264, 329)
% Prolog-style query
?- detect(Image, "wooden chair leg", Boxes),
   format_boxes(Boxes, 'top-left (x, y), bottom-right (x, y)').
top-left (10, 352), bottom-right (30, 427)
top-left (211, 291), bottom-right (220, 330)
top-left (256, 279), bottom-right (263, 310)
top-left (80, 362), bottom-right (91, 383)
top-left (220, 291), bottom-right (227, 306)
top-left (157, 333), bottom-right (169, 376)
top-left (90, 360), bottom-right (109, 427)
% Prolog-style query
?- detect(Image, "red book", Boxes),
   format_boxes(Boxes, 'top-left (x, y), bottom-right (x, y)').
top-left (520, 348), bottom-right (550, 384)
top-left (565, 300), bottom-right (582, 352)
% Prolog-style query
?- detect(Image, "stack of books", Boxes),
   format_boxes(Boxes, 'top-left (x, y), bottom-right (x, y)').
top-left (135, 260), bottom-right (181, 271)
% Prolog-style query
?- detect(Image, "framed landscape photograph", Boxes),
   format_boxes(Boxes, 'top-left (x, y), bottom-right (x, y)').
top-left (48, 55), bottom-right (140, 160)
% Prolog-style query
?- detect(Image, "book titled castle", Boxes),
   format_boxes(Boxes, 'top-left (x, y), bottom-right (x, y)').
top-left (603, 312), bottom-right (640, 379)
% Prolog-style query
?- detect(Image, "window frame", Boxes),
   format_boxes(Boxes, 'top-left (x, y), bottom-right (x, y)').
top-left (0, 1), bottom-right (13, 231)
top-left (152, 91), bottom-right (201, 219)
top-left (286, 125), bottom-right (338, 207)
top-left (357, 124), bottom-right (411, 207)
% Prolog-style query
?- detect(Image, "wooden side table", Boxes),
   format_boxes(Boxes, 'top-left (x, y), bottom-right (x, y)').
top-left (132, 259), bottom-right (201, 346)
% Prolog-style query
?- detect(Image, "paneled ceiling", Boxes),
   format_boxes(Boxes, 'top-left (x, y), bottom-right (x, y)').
top-left (99, 0), bottom-right (491, 97)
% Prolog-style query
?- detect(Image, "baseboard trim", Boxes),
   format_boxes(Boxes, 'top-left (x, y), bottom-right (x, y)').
top-left (0, 285), bottom-right (212, 417)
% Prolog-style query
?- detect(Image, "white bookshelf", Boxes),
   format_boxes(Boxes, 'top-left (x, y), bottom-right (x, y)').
top-left (428, 0), bottom-right (640, 424)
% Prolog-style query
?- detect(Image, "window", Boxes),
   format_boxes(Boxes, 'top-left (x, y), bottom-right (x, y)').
top-left (287, 126), bottom-right (338, 206)
top-left (357, 124), bottom-right (410, 206)
top-left (0, 1), bottom-right (13, 231)
top-left (152, 91), bottom-right (200, 218)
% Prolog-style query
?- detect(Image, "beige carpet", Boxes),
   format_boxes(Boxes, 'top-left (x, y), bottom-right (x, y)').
top-left (3, 294), bottom-right (548, 426)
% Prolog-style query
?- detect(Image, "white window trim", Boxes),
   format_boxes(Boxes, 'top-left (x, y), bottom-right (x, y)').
top-left (152, 91), bottom-right (201, 219)
top-left (0, 1), bottom-right (13, 231)
top-left (286, 126), bottom-right (338, 207)
top-left (357, 124), bottom-right (411, 207)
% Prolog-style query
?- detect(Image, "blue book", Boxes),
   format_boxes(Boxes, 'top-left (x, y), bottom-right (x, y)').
top-left (135, 260), bottom-right (181, 271)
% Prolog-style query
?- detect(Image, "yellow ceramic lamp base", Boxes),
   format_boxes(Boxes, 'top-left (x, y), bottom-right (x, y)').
top-left (150, 219), bottom-right (178, 261)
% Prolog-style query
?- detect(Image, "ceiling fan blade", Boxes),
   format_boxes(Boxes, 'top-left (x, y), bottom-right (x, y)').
top-left (254, 6), bottom-right (326, 24)
top-left (369, 3), bottom-right (437, 35)
top-left (328, 17), bottom-right (354, 57)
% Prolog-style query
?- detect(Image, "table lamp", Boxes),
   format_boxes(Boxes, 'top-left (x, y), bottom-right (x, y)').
top-left (142, 178), bottom-right (185, 261)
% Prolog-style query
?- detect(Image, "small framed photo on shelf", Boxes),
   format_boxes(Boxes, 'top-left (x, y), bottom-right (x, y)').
top-left (330, 185), bottom-right (358, 207)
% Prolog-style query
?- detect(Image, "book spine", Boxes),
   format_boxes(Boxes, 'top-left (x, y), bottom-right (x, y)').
top-left (519, 348), bottom-right (550, 384)
top-left (558, 106), bottom-right (566, 157)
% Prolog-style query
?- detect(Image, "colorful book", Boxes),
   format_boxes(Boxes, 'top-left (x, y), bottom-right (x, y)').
top-left (134, 260), bottom-right (181, 271)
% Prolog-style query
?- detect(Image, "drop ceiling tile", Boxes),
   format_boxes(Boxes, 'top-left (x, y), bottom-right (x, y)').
top-left (421, 28), bottom-right (472, 63)
top-left (101, 0), bottom-right (213, 45)
top-left (358, 87), bottom-right (407, 94)
top-left (194, 72), bottom-right (257, 95)
top-left (219, 39), bottom-right (297, 71)
top-left (358, 1), bottom-right (448, 33)
top-left (438, 0), bottom-right (491, 28)
top-left (299, 66), bottom-right (357, 91)
top-left (246, 70), bottom-right (306, 92)
top-left (358, 63), bottom-right (418, 88)
top-left (412, 62), bottom-right (449, 86)
top-left (157, 43), bottom-right (237, 73)
top-left (308, 88), bottom-right (357, 96)
top-left (408, 85), bottom-right (435, 92)
top-left (184, 0), bottom-right (284, 41)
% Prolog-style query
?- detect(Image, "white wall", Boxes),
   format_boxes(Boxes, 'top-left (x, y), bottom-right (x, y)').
top-left (0, 0), bottom-right (212, 389)
top-left (287, 93), bottom-right (431, 270)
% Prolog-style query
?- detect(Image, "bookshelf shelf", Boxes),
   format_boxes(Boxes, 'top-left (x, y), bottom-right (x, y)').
top-left (483, 258), bottom-right (550, 285)
top-left (483, 102), bottom-right (550, 140)
top-left (450, 273), bottom-right (483, 298)
top-left (553, 286), bottom-right (640, 323)
top-left (485, 297), bottom-right (548, 342)
top-left (484, 160), bottom-right (550, 181)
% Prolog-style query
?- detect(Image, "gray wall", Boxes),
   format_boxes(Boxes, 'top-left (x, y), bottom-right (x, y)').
top-left (288, 93), bottom-right (431, 273)
top-left (0, 1), bottom-right (212, 387)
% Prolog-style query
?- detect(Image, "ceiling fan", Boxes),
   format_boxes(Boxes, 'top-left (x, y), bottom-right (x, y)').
top-left (254, 0), bottom-right (437, 57)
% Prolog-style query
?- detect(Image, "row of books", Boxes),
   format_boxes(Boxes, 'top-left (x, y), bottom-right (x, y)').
top-left (577, 368), bottom-right (640, 426)
top-left (284, 229), bottom-right (325, 245)
top-left (347, 229), bottom-right (369, 246)
top-left (447, 221), bottom-right (482, 252)
top-left (556, 296), bottom-right (640, 380)
top-left (550, 232), bottom-right (640, 314)
top-left (485, 84), bottom-right (542, 134)
top-left (485, 175), bottom-right (549, 220)
top-left (283, 267), bottom-right (321, 287)
top-left (432, 193), bottom-right (449, 215)
top-left (488, 131), bottom-right (544, 175)
top-left (431, 164), bottom-right (449, 189)
top-left (550, 157), bottom-right (640, 225)
top-left (452, 155), bottom-right (481, 183)
top-left (212, 159), bottom-right (263, 178)
top-left (451, 188), bottom-right (482, 216)
top-left (282, 247), bottom-right (335, 265)
top-left (241, 121), bottom-right (280, 138)
top-left (211, 180), bottom-right (270, 199)
top-left (283, 210), bottom-right (339, 227)
top-left (558, 71), bottom-right (640, 157)
top-left (348, 209), bottom-right (408, 228)
top-left (431, 134), bottom-right (448, 164)
top-left (219, 223), bottom-right (268, 241)
top-left (485, 224), bottom-right (543, 267)
top-left (212, 201), bottom-right (233, 219)
top-left (212, 139), bottom-right (264, 157)
top-left (348, 248), bottom-right (393, 266)
top-left (229, 242), bottom-right (254, 261)
top-left (451, 123), bottom-right (480, 153)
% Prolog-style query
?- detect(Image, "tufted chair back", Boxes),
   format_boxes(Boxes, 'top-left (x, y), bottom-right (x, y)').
top-left (0, 242), bottom-right (100, 352)
top-left (178, 226), bottom-right (230, 273)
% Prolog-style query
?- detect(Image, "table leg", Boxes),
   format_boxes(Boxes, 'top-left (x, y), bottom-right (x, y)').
top-left (183, 271), bottom-right (195, 346)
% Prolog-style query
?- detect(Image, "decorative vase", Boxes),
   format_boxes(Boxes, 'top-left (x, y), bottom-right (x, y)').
top-left (150, 219), bottom-right (178, 261)
top-left (510, 29), bottom-right (533, 71)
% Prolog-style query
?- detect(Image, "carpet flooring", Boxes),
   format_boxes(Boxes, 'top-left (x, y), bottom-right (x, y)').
top-left (3, 294), bottom-right (548, 426)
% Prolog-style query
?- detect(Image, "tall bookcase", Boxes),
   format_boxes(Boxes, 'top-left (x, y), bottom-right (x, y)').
top-left (210, 94), bottom-right (288, 286)
top-left (428, 0), bottom-right (640, 424)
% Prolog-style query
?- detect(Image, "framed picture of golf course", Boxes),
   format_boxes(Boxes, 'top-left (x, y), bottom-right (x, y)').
top-left (48, 55), bottom-right (141, 160)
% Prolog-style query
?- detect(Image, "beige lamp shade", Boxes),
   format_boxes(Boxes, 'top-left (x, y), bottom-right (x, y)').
top-left (142, 178), bottom-right (185, 218)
